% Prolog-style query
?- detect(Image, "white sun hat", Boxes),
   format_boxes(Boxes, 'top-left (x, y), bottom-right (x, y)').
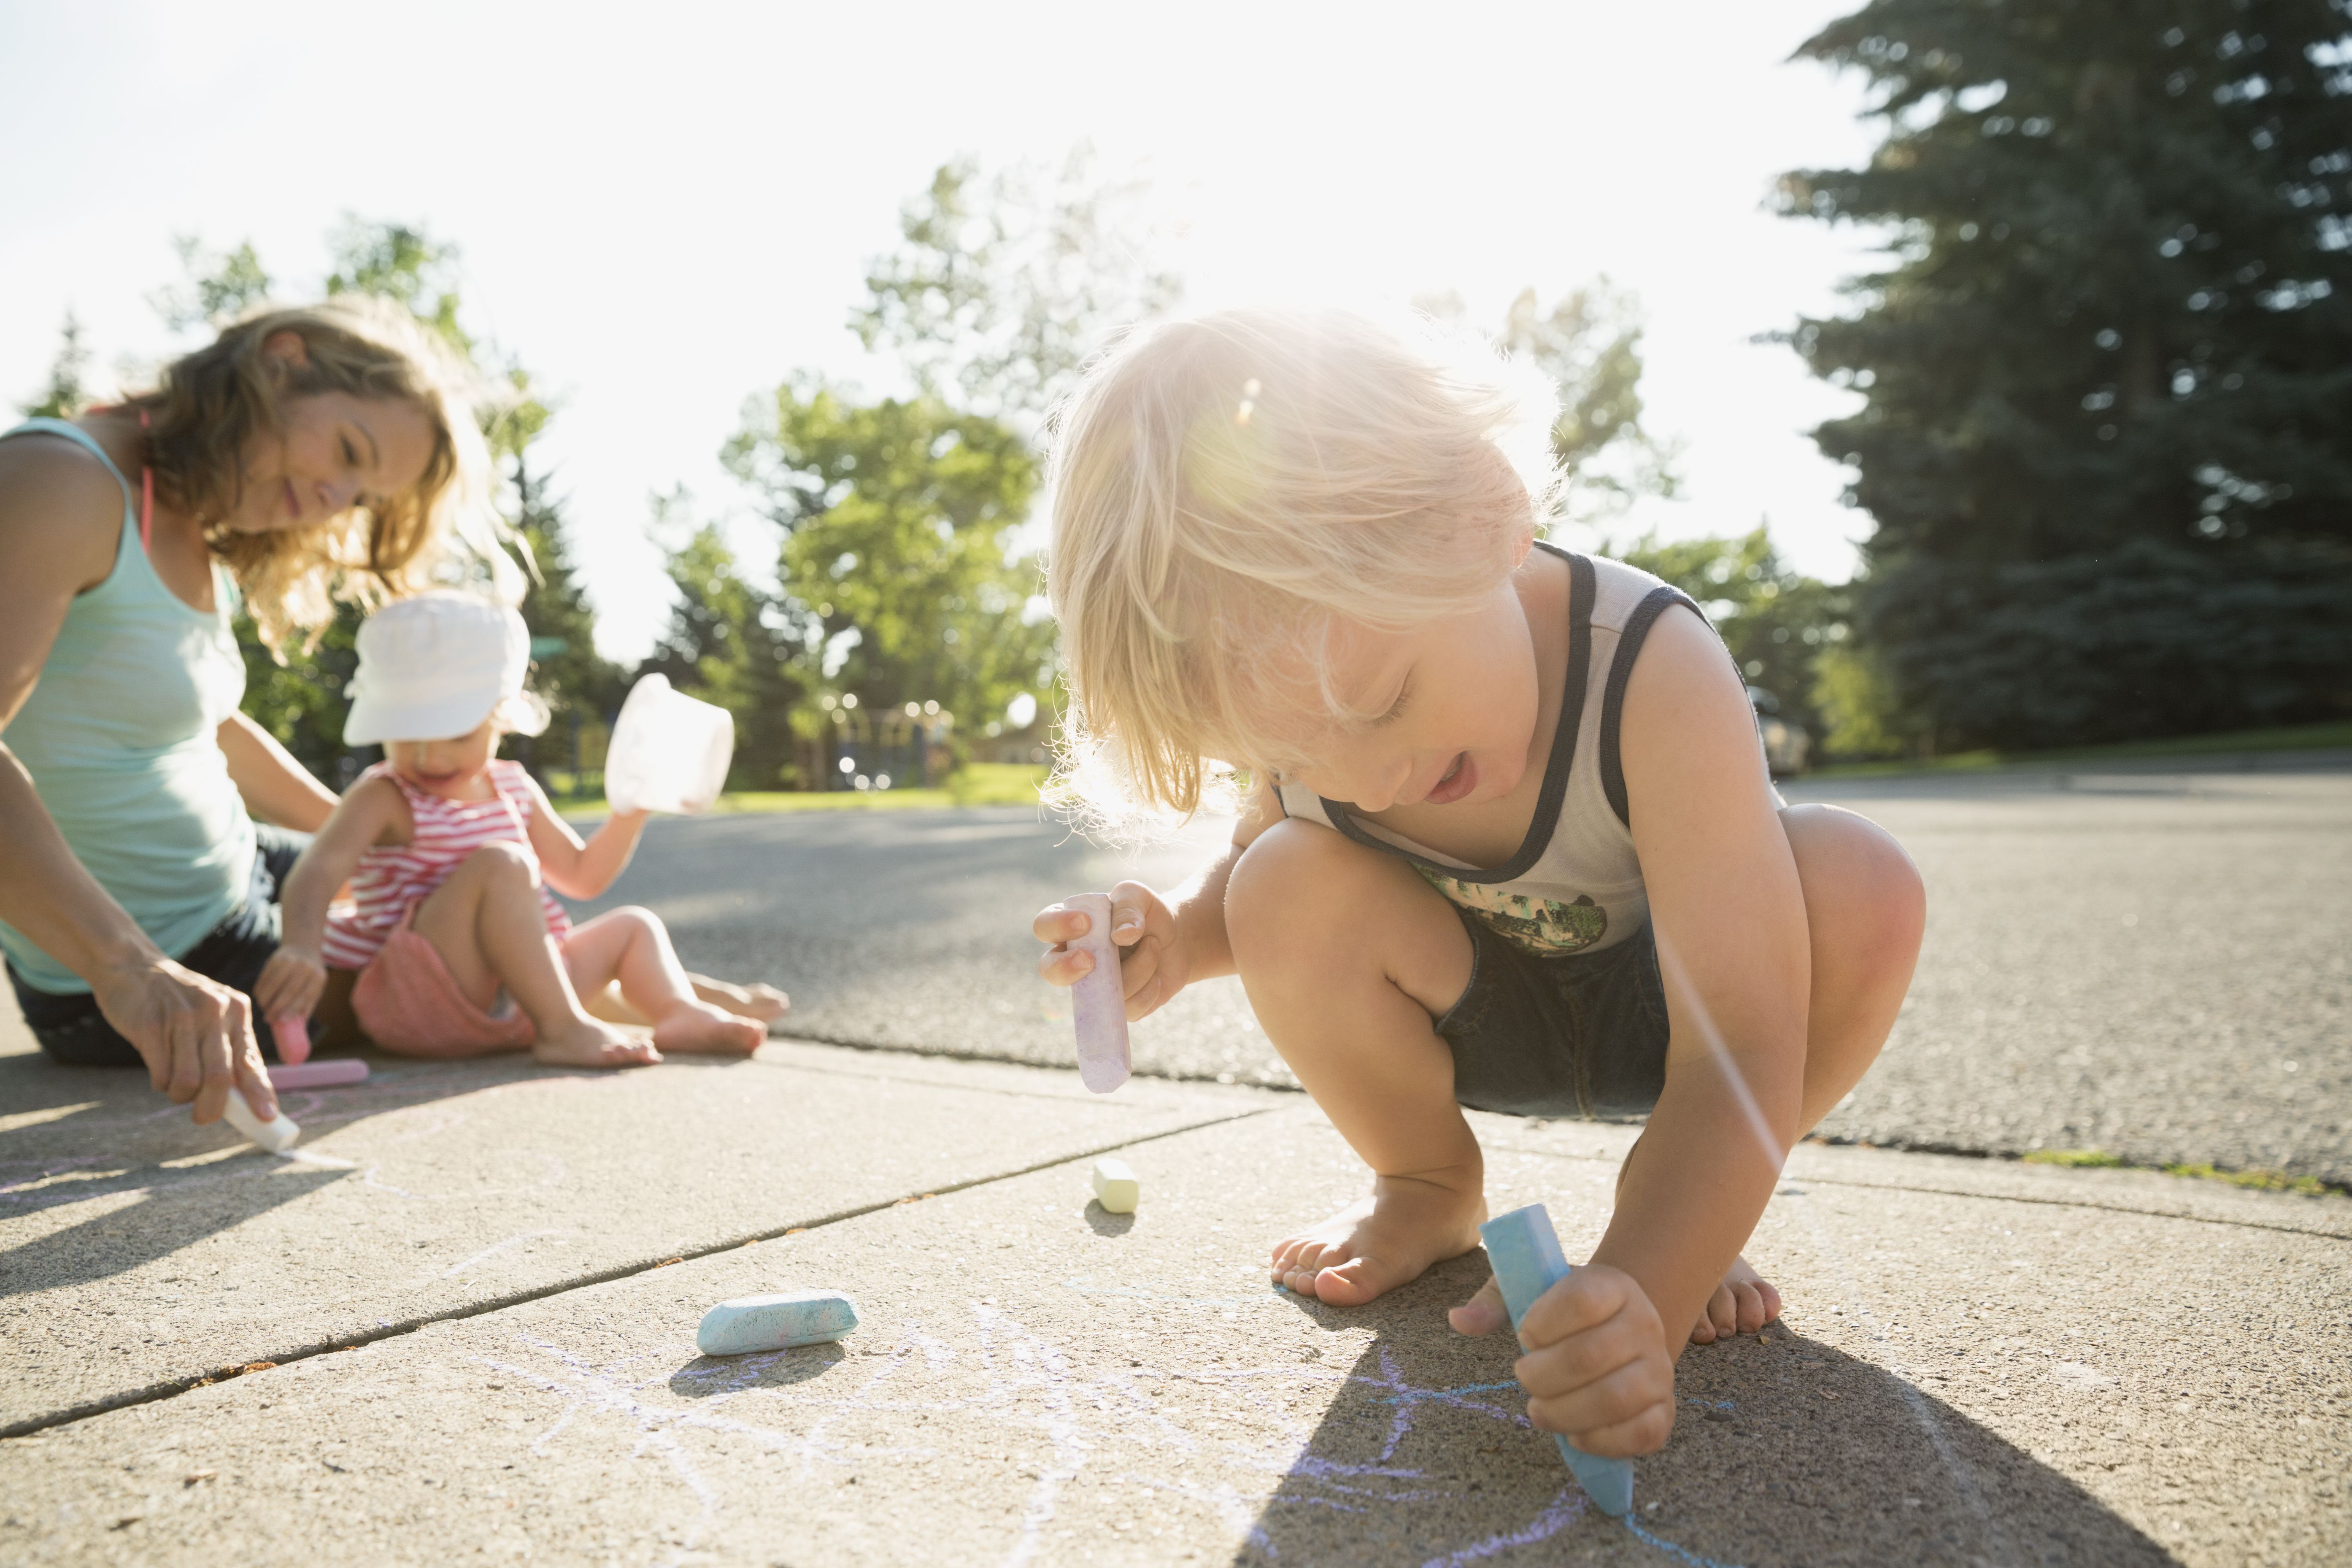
top-left (342, 591), bottom-right (549, 746)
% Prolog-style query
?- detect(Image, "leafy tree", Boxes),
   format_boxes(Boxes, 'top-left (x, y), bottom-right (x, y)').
top-left (149, 238), bottom-right (272, 332)
top-left (19, 312), bottom-right (91, 418)
top-left (1603, 529), bottom-right (1850, 742)
top-left (724, 380), bottom-right (1053, 748)
top-left (638, 497), bottom-right (807, 790)
top-left (1780, 0), bottom-right (2352, 747)
top-left (852, 148), bottom-right (1184, 421)
top-left (1420, 283), bottom-right (1679, 526)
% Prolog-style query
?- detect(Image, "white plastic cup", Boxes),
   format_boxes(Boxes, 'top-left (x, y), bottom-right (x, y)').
top-left (605, 674), bottom-right (734, 815)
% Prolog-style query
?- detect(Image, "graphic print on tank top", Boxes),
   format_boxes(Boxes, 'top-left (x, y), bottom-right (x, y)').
top-left (1414, 870), bottom-right (1608, 954)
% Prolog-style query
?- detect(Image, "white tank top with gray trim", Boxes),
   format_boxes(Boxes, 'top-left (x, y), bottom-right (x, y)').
top-left (1272, 545), bottom-right (1705, 959)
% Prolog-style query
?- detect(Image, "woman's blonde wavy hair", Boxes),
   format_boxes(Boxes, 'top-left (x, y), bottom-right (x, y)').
top-left (1045, 307), bottom-right (1561, 828)
top-left (124, 294), bottom-right (500, 654)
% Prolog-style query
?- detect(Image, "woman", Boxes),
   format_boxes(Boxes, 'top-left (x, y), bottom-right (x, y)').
top-left (0, 295), bottom-right (494, 1128)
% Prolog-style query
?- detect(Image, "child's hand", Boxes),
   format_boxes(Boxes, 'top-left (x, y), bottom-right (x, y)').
top-left (1457, 1265), bottom-right (1676, 1458)
top-left (1033, 883), bottom-right (1191, 1021)
top-left (252, 944), bottom-right (327, 1026)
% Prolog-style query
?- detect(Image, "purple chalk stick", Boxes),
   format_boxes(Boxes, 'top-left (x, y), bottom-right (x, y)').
top-left (1066, 893), bottom-right (1132, 1094)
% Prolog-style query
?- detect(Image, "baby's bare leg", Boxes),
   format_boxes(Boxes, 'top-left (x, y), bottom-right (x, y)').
top-left (561, 909), bottom-right (763, 1056)
top-left (406, 844), bottom-right (658, 1070)
top-left (1226, 819), bottom-right (1483, 1307)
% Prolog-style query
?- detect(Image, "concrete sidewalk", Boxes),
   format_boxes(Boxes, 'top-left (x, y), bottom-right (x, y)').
top-left (3, 1036), bottom-right (2347, 1566)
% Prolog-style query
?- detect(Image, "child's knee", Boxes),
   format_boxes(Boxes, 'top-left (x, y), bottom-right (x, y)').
top-left (457, 840), bottom-right (537, 885)
top-left (1227, 820), bottom-right (1401, 975)
top-left (1784, 805), bottom-right (1924, 977)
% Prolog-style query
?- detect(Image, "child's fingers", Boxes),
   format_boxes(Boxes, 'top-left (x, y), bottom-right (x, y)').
top-left (1516, 1265), bottom-right (1636, 1348)
top-left (1036, 945), bottom-right (1094, 988)
top-left (1117, 941), bottom-right (1163, 1008)
top-left (1107, 881), bottom-right (1155, 946)
top-left (1447, 1276), bottom-right (1509, 1336)
top-left (1536, 1378), bottom-right (1676, 1459)
top-left (1522, 1336), bottom-right (1673, 1438)
top-left (1032, 904), bottom-right (1094, 945)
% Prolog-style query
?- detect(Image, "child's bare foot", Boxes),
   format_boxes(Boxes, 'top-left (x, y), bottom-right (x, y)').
top-left (1270, 1177), bottom-right (1487, 1306)
top-left (533, 1017), bottom-right (662, 1069)
top-left (1446, 1252), bottom-right (1783, 1343)
top-left (651, 999), bottom-right (767, 1056)
top-left (692, 976), bottom-right (790, 1026)
top-left (1688, 1255), bottom-right (1782, 1344)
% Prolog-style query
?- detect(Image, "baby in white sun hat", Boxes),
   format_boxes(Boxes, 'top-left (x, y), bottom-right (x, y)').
top-left (253, 591), bottom-right (771, 1067)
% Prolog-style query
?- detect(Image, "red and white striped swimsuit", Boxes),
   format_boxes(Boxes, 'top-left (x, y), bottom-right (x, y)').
top-left (322, 759), bottom-right (572, 971)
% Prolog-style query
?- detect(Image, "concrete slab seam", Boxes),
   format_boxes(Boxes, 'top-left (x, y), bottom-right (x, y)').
top-left (0, 1103), bottom-right (1282, 1444)
top-left (750, 1047), bottom-right (1287, 1109)
top-left (1482, 1139), bottom-right (2352, 1241)
top-left (771, 1027), bottom-right (1309, 1095)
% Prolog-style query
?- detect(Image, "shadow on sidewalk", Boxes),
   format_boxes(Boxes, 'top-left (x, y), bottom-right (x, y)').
top-left (0, 1046), bottom-right (656, 1300)
top-left (1245, 1255), bottom-right (2169, 1567)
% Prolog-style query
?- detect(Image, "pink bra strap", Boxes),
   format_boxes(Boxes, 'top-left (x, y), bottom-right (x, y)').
top-left (136, 409), bottom-right (154, 552)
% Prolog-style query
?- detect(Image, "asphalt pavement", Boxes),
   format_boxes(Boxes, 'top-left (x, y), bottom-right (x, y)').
top-left (567, 753), bottom-right (2352, 1188)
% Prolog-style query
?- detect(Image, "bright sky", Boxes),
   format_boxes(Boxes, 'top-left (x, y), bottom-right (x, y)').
top-left (0, 0), bottom-right (1883, 664)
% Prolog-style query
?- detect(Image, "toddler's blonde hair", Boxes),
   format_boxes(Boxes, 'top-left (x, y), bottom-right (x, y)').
top-left (1046, 307), bottom-right (1560, 824)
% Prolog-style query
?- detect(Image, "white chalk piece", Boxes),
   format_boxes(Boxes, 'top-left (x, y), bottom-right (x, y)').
top-left (268, 1059), bottom-right (369, 1090)
top-left (219, 1087), bottom-right (300, 1153)
top-left (1091, 1157), bottom-right (1140, 1213)
top-left (696, 1291), bottom-right (859, 1356)
top-left (1065, 893), bottom-right (1132, 1093)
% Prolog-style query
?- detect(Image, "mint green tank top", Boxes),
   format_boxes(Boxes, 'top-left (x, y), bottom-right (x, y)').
top-left (0, 420), bottom-right (257, 995)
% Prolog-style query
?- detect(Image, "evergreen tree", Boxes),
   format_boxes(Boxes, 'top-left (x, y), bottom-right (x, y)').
top-left (1781, 0), bottom-right (2352, 748)
top-left (510, 453), bottom-right (628, 777)
top-left (19, 313), bottom-right (91, 418)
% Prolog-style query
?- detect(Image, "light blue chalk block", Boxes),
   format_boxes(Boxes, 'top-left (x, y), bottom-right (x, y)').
top-left (696, 1291), bottom-right (859, 1356)
top-left (1479, 1204), bottom-right (1636, 1518)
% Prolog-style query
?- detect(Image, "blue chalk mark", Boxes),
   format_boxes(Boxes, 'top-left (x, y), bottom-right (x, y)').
top-left (1382, 1379), bottom-right (1520, 1406)
top-left (1477, 1204), bottom-right (1636, 1517)
top-left (1623, 1516), bottom-right (1748, 1568)
top-left (1682, 1397), bottom-right (1736, 1411)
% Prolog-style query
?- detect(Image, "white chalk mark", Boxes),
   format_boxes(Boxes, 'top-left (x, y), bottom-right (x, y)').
top-left (276, 1149), bottom-right (358, 1170)
top-left (435, 1229), bottom-right (579, 1281)
top-left (1419, 1488), bottom-right (1588, 1566)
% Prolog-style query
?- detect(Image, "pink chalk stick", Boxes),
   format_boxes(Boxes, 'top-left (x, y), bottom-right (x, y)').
top-left (273, 1014), bottom-right (311, 1065)
top-left (268, 1059), bottom-right (369, 1090)
top-left (1066, 893), bottom-right (1132, 1094)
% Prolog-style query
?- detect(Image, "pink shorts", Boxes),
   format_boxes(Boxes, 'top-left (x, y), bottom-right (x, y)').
top-left (350, 909), bottom-right (537, 1058)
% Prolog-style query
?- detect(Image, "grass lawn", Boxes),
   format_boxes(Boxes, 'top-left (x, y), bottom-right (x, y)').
top-left (555, 761), bottom-right (1048, 820)
top-left (1808, 718), bottom-right (2352, 780)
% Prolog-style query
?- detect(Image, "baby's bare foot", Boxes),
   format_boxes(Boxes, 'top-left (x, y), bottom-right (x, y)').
top-left (1689, 1255), bottom-right (1782, 1345)
top-left (692, 977), bottom-right (790, 1025)
top-left (652, 999), bottom-right (767, 1056)
top-left (533, 1018), bottom-right (661, 1070)
top-left (1270, 1177), bottom-right (1486, 1306)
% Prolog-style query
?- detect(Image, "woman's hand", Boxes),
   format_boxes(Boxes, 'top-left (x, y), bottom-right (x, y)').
top-left (89, 956), bottom-right (277, 1125)
top-left (252, 943), bottom-right (327, 1028)
top-left (1034, 881), bottom-right (1192, 1022)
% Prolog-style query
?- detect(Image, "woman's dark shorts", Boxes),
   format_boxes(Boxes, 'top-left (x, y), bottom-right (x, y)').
top-left (1434, 908), bottom-right (1671, 1118)
top-left (6, 824), bottom-right (309, 1069)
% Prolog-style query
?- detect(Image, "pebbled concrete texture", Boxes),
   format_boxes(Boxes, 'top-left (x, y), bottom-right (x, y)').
top-left (1, 1079), bottom-right (2346, 1566)
top-left (568, 758), bottom-right (2352, 1185)
top-left (0, 1029), bottom-right (1271, 1435)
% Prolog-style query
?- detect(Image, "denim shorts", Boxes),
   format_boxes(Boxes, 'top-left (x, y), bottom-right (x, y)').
top-left (1433, 907), bottom-right (1671, 1119)
top-left (7, 824), bottom-right (309, 1068)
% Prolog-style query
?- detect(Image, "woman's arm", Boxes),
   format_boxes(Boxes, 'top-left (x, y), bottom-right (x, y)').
top-left (521, 777), bottom-right (651, 901)
top-left (0, 434), bottom-right (278, 1122)
top-left (217, 712), bottom-right (338, 832)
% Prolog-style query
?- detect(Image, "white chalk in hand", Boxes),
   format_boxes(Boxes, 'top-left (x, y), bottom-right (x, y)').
top-left (1065, 893), bottom-right (1131, 1094)
top-left (220, 1087), bottom-right (300, 1153)
top-left (696, 1291), bottom-right (859, 1356)
top-left (1091, 1157), bottom-right (1140, 1214)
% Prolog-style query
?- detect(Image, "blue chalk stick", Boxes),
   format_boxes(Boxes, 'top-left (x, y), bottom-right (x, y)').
top-left (696, 1291), bottom-right (859, 1356)
top-left (1479, 1204), bottom-right (1636, 1517)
